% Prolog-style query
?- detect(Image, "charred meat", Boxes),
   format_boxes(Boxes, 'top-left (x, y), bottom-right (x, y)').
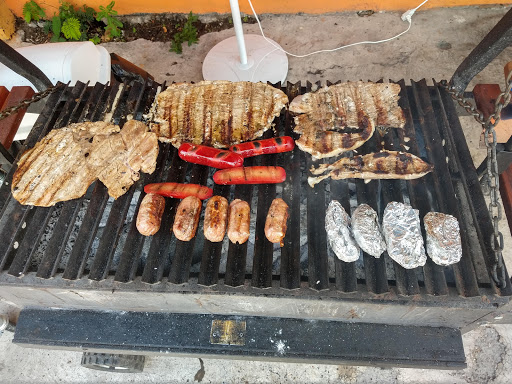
top-left (290, 82), bottom-right (405, 159)
top-left (152, 81), bottom-right (288, 148)
top-left (308, 150), bottom-right (433, 187)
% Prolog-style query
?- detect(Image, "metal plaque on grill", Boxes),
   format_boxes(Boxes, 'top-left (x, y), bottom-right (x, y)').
top-left (210, 319), bottom-right (246, 346)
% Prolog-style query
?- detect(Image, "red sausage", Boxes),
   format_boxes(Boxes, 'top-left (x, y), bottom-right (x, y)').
top-left (144, 182), bottom-right (213, 200)
top-left (213, 166), bottom-right (286, 185)
top-left (178, 143), bottom-right (244, 168)
top-left (229, 136), bottom-right (295, 158)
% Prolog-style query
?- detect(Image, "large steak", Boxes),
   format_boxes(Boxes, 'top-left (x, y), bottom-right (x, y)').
top-left (152, 81), bottom-right (288, 148)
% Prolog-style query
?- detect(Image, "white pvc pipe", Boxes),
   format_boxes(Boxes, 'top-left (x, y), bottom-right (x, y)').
top-left (229, 0), bottom-right (248, 66)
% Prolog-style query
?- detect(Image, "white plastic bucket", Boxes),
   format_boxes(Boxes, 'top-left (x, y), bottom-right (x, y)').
top-left (0, 41), bottom-right (111, 90)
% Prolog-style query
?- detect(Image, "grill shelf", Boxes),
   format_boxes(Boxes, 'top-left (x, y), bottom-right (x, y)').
top-left (0, 79), bottom-right (510, 305)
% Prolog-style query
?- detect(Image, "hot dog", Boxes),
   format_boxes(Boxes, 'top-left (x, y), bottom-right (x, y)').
top-left (227, 199), bottom-right (250, 244)
top-left (178, 143), bottom-right (244, 168)
top-left (264, 198), bottom-right (289, 246)
top-left (229, 136), bottom-right (295, 158)
top-left (144, 182), bottom-right (213, 200)
top-left (213, 166), bottom-right (286, 185)
top-left (172, 196), bottom-right (202, 241)
top-left (136, 193), bottom-right (166, 236)
top-left (204, 196), bottom-right (229, 242)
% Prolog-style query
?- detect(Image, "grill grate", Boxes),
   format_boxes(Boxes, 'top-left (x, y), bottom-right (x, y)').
top-left (0, 79), bottom-right (510, 300)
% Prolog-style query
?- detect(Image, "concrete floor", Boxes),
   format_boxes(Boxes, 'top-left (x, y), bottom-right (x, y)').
top-left (2, 5), bottom-right (512, 383)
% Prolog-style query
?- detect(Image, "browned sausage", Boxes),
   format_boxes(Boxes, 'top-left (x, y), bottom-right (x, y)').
top-left (173, 196), bottom-right (202, 241)
top-left (227, 199), bottom-right (250, 244)
top-left (264, 198), bottom-right (289, 246)
top-left (203, 196), bottom-right (229, 242)
top-left (136, 193), bottom-right (166, 236)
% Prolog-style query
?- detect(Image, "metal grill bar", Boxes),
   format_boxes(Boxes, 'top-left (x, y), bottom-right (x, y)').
top-left (279, 82), bottom-right (302, 290)
top-left (411, 80), bottom-right (480, 297)
top-left (9, 84), bottom-right (91, 276)
top-left (355, 179), bottom-right (389, 294)
top-left (141, 149), bottom-right (185, 284)
top-left (224, 175), bottom-right (253, 287)
top-left (35, 83), bottom-right (110, 280)
top-left (114, 144), bottom-right (170, 283)
top-left (436, 83), bottom-right (512, 296)
top-left (251, 131), bottom-right (278, 289)
top-left (0, 80), bottom-right (509, 301)
top-left (0, 84), bottom-right (81, 272)
top-left (397, 80), bottom-right (448, 296)
top-left (305, 82), bottom-right (329, 291)
top-left (89, 82), bottom-right (153, 281)
top-left (169, 164), bottom-right (210, 284)
top-left (197, 184), bottom-right (229, 286)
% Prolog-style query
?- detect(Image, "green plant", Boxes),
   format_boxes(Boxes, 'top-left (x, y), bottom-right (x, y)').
top-left (44, 1), bottom-right (97, 42)
top-left (170, 11), bottom-right (199, 54)
top-left (242, 15), bottom-right (249, 23)
top-left (89, 35), bottom-right (101, 44)
top-left (96, 1), bottom-right (123, 38)
top-left (22, 1), bottom-right (46, 23)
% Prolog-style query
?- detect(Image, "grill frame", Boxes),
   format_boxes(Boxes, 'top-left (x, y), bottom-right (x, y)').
top-left (0, 79), bottom-right (510, 330)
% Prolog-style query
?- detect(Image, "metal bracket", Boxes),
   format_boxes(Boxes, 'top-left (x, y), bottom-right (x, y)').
top-left (450, 7), bottom-right (512, 94)
top-left (0, 40), bottom-right (53, 92)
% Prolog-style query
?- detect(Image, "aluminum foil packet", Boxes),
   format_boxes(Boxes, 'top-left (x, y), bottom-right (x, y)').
top-left (325, 200), bottom-right (360, 262)
top-left (382, 201), bottom-right (426, 269)
top-left (424, 212), bottom-right (462, 266)
top-left (352, 204), bottom-right (386, 258)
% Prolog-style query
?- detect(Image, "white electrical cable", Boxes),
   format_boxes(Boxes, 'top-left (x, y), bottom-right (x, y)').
top-left (246, 0), bottom-right (430, 58)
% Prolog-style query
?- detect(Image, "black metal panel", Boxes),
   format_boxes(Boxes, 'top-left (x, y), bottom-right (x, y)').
top-left (14, 308), bottom-right (467, 368)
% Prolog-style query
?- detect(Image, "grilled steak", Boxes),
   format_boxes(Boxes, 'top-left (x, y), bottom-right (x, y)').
top-left (290, 82), bottom-right (405, 159)
top-left (152, 81), bottom-right (289, 148)
top-left (308, 150), bottom-right (433, 187)
top-left (12, 120), bottom-right (159, 207)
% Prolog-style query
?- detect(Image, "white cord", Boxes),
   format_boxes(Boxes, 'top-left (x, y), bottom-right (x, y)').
top-left (246, 0), bottom-right (429, 58)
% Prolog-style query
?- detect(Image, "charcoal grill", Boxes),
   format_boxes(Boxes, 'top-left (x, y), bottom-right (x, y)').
top-left (0, 76), bottom-right (511, 368)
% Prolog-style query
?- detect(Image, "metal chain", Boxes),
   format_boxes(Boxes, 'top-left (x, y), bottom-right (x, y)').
top-left (0, 84), bottom-right (63, 121)
top-left (440, 75), bottom-right (510, 289)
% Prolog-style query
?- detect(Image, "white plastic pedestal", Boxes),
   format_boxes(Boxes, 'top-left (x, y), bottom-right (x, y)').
top-left (202, 34), bottom-right (288, 84)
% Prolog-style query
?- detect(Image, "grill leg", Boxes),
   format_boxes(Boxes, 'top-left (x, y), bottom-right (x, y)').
top-left (450, 7), bottom-right (512, 93)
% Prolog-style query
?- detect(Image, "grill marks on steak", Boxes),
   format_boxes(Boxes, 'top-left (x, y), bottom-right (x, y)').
top-left (12, 120), bottom-right (158, 207)
top-left (308, 150), bottom-right (433, 187)
top-left (152, 81), bottom-right (288, 148)
top-left (290, 82), bottom-right (406, 159)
